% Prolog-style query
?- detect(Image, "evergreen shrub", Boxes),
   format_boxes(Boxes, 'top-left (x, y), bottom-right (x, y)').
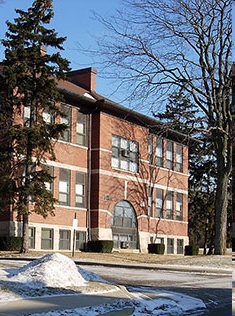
top-left (0, 237), bottom-right (22, 251)
top-left (184, 245), bottom-right (199, 256)
top-left (87, 240), bottom-right (113, 253)
top-left (148, 243), bottom-right (165, 254)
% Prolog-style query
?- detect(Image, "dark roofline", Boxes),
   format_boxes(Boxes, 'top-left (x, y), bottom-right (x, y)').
top-left (58, 80), bottom-right (199, 145)
top-left (0, 61), bottom-right (199, 144)
top-left (94, 96), bottom-right (199, 144)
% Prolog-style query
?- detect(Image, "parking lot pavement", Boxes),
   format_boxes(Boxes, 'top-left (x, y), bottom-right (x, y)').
top-left (0, 287), bottom-right (133, 316)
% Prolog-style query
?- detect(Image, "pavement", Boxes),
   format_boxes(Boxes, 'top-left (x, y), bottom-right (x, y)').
top-left (0, 286), bottom-right (135, 316)
top-left (0, 255), bottom-right (232, 316)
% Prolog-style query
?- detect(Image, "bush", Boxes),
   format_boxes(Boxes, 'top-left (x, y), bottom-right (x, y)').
top-left (184, 245), bottom-right (199, 256)
top-left (232, 238), bottom-right (235, 252)
top-left (148, 243), bottom-right (165, 255)
top-left (0, 236), bottom-right (22, 251)
top-left (87, 240), bottom-right (113, 253)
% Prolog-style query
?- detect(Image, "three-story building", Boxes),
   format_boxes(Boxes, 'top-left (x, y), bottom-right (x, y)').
top-left (0, 67), bottom-right (189, 254)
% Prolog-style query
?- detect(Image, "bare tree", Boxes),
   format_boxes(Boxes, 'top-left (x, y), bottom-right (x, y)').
top-left (91, 0), bottom-right (232, 254)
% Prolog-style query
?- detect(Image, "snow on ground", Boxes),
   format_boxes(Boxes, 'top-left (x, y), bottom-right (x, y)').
top-left (31, 292), bottom-right (206, 316)
top-left (10, 253), bottom-right (86, 288)
top-left (0, 253), bottom-right (206, 315)
top-left (232, 264), bottom-right (235, 314)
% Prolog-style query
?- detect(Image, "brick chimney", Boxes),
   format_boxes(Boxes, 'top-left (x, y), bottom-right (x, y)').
top-left (67, 67), bottom-right (97, 91)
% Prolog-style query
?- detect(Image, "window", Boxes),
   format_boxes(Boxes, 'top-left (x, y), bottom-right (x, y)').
top-left (156, 189), bottom-right (163, 218)
top-left (176, 193), bottom-right (183, 221)
top-left (167, 238), bottom-right (174, 254)
top-left (113, 233), bottom-right (137, 249)
top-left (60, 104), bottom-right (71, 142)
top-left (76, 172), bottom-right (86, 207)
top-left (76, 231), bottom-right (86, 251)
top-left (112, 201), bottom-right (137, 228)
top-left (43, 110), bottom-right (53, 124)
top-left (44, 166), bottom-right (54, 193)
top-left (177, 239), bottom-right (184, 254)
top-left (112, 136), bottom-right (139, 173)
top-left (112, 201), bottom-right (138, 250)
top-left (156, 138), bottom-right (163, 167)
top-left (166, 191), bottom-right (173, 219)
top-left (148, 135), bottom-right (153, 164)
top-left (59, 168), bottom-right (70, 205)
top-left (176, 144), bottom-right (183, 172)
top-left (76, 111), bottom-right (86, 146)
top-left (23, 104), bottom-right (39, 126)
top-left (148, 186), bottom-right (153, 217)
top-left (41, 228), bottom-right (54, 250)
top-left (166, 141), bottom-right (173, 170)
top-left (22, 164), bottom-right (37, 202)
top-left (59, 229), bottom-right (71, 250)
top-left (23, 106), bottom-right (31, 126)
top-left (28, 227), bottom-right (36, 249)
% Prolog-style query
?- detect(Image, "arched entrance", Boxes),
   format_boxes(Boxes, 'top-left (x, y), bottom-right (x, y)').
top-left (111, 200), bottom-right (138, 249)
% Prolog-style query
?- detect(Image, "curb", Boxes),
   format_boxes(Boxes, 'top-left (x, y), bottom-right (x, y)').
top-left (0, 256), bottom-right (231, 275)
top-left (74, 259), bottom-right (231, 275)
top-left (100, 307), bottom-right (135, 316)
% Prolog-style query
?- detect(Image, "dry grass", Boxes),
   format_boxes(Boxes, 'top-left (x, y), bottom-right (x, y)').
top-left (0, 250), bottom-right (232, 269)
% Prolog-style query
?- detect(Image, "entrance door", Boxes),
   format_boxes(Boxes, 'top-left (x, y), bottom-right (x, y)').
top-left (111, 200), bottom-right (138, 249)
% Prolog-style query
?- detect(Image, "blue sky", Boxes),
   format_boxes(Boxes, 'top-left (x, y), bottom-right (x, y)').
top-left (0, 0), bottom-right (122, 102)
top-left (0, 1), bottom-right (234, 107)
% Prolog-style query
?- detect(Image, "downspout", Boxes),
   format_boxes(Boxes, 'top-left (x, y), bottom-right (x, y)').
top-left (87, 112), bottom-right (92, 242)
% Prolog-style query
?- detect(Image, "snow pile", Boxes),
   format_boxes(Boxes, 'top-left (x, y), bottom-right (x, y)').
top-left (0, 256), bottom-right (209, 316)
top-left (9, 253), bottom-right (86, 288)
top-left (130, 289), bottom-right (206, 315)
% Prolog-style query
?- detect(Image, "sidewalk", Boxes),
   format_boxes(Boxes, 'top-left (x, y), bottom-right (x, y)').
top-left (0, 286), bottom-right (134, 316)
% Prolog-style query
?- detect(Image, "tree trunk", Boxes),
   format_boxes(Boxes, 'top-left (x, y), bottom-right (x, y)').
top-left (214, 172), bottom-right (228, 255)
top-left (21, 213), bottom-right (29, 253)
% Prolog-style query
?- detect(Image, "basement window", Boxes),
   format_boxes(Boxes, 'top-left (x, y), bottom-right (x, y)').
top-left (41, 228), bottom-right (54, 250)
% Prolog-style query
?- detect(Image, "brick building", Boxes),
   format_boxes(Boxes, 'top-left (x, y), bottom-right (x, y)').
top-left (0, 67), bottom-right (189, 254)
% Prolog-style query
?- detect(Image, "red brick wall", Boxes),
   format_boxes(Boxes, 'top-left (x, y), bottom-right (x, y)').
top-left (90, 111), bottom-right (188, 237)
top-left (0, 93), bottom-right (189, 246)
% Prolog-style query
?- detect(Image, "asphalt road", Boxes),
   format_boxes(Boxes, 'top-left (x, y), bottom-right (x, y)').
top-left (0, 258), bottom-right (231, 315)
top-left (79, 264), bottom-right (232, 316)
